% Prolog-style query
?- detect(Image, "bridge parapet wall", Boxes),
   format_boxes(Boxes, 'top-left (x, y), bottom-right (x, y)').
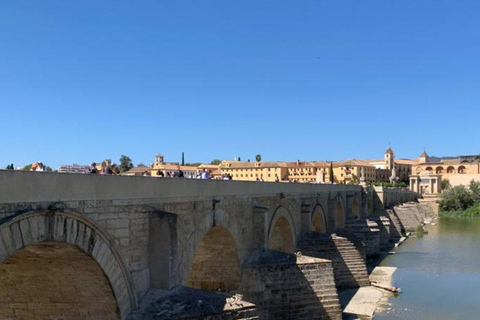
top-left (372, 186), bottom-right (419, 211)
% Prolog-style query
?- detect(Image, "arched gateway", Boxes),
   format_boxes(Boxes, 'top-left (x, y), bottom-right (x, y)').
top-left (0, 211), bottom-right (137, 320)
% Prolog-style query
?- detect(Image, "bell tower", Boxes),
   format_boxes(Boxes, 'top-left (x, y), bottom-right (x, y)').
top-left (155, 154), bottom-right (164, 164)
top-left (419, 149), bottom-right (429, 164)
top-left (384, 145), bottom-right (394, 170)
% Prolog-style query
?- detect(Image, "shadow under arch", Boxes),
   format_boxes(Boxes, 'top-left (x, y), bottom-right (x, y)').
top-left (311, 205), bottom-right (327, 233)
top-left (351, 197), bottom-right (360, 219)
top-left (267, 206), bottom-right (296, 253)
top-left (334, 194), bottom-right (346, 230)
top-left (0, 242), bottom-right (120, 319)
top-left (187, 225), bottom-right (241, 293)
top-left (0, 211), bottom-right (137, 319)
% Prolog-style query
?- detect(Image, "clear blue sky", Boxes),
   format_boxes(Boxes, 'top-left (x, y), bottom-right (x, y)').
top-left (1, 1), bottom-right (479, 168)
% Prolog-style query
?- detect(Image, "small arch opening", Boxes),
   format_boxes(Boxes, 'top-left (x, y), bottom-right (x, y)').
top-left (351, 198), bottom-right (360, 218)
top-left (187, 226), bottom-right (240, 293)
top-left (269, 216), bottom-right (295, 253)
top-left (335, 200), bottom-right (345, 229)
top-left (311, 207), bottom-right (327, 233)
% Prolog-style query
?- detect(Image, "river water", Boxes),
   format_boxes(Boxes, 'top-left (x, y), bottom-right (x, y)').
top-left (375, 217), bottom-right (480, 320)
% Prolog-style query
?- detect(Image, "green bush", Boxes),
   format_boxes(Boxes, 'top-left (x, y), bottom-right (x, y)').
top-left (440, 203), bottom-right (480, 217)
top-left (438, 185), bottom-right (474, 211)
top-left (439, 180), bottom-right (480, 216)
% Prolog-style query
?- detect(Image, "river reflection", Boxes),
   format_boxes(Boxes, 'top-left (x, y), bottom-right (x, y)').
top-left (375, 217), bottom-right (480, 320)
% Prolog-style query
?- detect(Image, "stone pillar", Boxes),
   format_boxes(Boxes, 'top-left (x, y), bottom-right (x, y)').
top-left (241, 250), bottom-right (342, 320)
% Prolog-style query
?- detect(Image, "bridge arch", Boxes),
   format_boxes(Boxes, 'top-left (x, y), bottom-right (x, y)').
top-left (0, 211), bottom-right (137, 319)
top-left (187, 226), bottom-right (240, 293)
top-left (267, 206), bottom-right (296, 253)
top-left (351, 197), bottom-right (360, 219)
top-left (0, 242), bottom-right (120, 319)
top-left (334, 194), bottom-right (346, 230)
top-left (311, 205), bottom-right (327, 233)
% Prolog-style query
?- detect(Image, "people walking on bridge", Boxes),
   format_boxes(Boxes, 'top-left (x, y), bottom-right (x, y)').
top-left (198, 168), bottom-right (210, 179)
top-left (89, 163), bottom-right (98, 174)
top-left (175, 167), bottom-right (184, 178)
top-left (36, 162), bottom-right (45, 172)
top-left (102, 163), bottom-right (114, 175)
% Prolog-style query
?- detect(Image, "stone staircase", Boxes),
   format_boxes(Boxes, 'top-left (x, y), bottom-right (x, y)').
top-left (297, 233), bottom-right (370, 289)
top-left (242, 250), bottom-right (342, 320)
top-left (386, 209), bottom-right (404, 242)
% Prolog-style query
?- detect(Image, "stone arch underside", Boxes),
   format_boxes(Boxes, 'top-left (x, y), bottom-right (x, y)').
top-left (351, 198), bottom-right (360, 218)
top-left (335, 199), bottom-right (345, 230)
top-left (0, 211), bottom-right (136, 319)
top-left (268, 216), bottom-right (295, 253)
top-left (311, 206), bottom-right (327, 233)
top-left (187, 226), bottom-right (240, 293)
top-left (0, 242), bottom-right (120, 320)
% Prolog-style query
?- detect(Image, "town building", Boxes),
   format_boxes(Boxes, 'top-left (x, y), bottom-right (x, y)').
top-left (219, 161), bottom-right (288, 182)
top-left (126, 153), bottom-right (198, 178)
top-left (364, 147), bottom-right (416, 183)
top-left (331, 159), bottom-right (377, 184)
top-left (410, 150), bottom-right (480, 190)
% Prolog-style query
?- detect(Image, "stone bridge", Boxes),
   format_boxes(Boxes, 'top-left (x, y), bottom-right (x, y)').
top-left (0, 171), bottom-right (419, 320)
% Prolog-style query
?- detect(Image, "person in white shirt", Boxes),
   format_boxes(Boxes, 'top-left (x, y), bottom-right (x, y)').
top-left (36, 162), bottom-right (45, 172)
top-left (200, 169), bottom-right (210, 179)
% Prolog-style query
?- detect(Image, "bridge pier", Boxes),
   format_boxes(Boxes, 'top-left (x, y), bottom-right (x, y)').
top-left (241, 250), bottom-right (342, 320)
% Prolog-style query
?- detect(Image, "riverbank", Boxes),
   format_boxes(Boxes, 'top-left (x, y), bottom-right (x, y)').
top-left (340, 215), bottom-right (438, 320)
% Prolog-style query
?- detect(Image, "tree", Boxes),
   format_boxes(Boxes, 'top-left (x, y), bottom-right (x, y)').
top-left (210, 159), bottom-right (222, 165)
top-left (349, 174), bottom-right (359, 185)
top-left (469, 180), bottom-right (480, 203)
top-left (181, 152), bottom-right (185, 166)
top-left (329, 162), bottom-right (334, 184)
top-left (23, 164), bottom-right (32, 171)
top-left (185, 162), bottom-right (202, 167)
top-left (441, 179), bottom-right (451, 191)
top-left (439, 185), bottom-right (474, 211)
top-left (119, 155), bottom-right (134, 173)
top-left (255, 154), bottom-right (262, 162)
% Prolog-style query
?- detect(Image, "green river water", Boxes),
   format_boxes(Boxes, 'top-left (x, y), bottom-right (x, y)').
top-left (375, 217), bottom-right (480, 320)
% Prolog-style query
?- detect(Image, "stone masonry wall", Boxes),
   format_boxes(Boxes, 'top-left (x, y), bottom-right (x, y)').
top-left (241, 251), bottom-right (342, 320)
top-left (0, 242), bottom-right (119, 320)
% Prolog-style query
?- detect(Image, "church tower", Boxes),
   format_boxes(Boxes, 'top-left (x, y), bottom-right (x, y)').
top-left (384, 145), bottom-right (394, 170)
top-left (155, 154), bottom-right (164, 164)
top-left (419, 150), bottom-right (429, 164)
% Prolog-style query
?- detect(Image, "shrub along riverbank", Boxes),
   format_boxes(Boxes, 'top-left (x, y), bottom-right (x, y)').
top-left (439, 181), bottom-right (480, 217)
